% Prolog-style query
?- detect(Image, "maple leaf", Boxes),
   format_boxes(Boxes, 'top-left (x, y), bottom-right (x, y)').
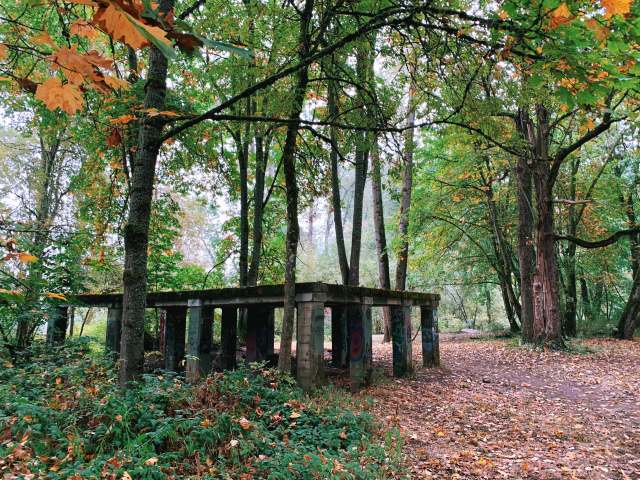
top-left (49, 45), bottom-right (115, 90)
top-left (18, 252), bottom-right (38, 263)
top-left (595, 26), bottom-right (611, 41)
top-left (106, 127), bottom-right (123, 147)
top-left (35, 78), bottom-right (84, 115)
top-left (93, 2), bottom-right (172, 56)
top-left (0, 44), bottom-right (8, 60)
top-left (45, 292), bottom-right (67, 300)
top-left (552, 3), bottom-right (570, 18)
top-left (600, 0), bottom-right (632, 16)
top-left (69, 19), bottom-right (101, 39)
top-left (110, 114), bottom-right (137, 124)
top-left (584, 18), bottom-right (598, 30)
top-left (30, 32), bottom-right (58, 48)
top-left (17, 77), bottom-right (38, 94)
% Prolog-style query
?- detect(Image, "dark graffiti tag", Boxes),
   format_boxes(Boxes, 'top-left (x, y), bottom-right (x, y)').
top-left (350, 309), bottom-right (364, 362)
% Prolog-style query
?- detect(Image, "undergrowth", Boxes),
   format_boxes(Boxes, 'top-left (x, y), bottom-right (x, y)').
top-left (0, 338), bottom-right (406, 479)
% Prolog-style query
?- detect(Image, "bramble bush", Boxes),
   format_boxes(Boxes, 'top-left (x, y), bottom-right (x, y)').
top-left (0, 338), bottom-right (406, 479)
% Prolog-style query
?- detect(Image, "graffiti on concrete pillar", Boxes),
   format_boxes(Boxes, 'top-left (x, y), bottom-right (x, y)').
top-left (392, 308), bottom-right (404, 366)
top-left (350, 309), bottom-right (364, 362)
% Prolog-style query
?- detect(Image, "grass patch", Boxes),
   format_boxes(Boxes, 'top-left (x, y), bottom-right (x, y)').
top-left (0, 339), bottom-right (406, 479)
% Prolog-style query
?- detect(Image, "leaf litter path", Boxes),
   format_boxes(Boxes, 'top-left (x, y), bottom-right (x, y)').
top-left (358, 336), bottom-right (640, 480)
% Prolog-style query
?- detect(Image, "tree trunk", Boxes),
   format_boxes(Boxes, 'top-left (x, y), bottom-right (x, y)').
top-left (615, 269), bottom-right (640, 339)
top-left (484, 170), bottom-right (521, 332)
top-left (561, 157), bottom-right (580, 337)
top-left (615, 182), bottom-right (640, 339)
top-left (514, 110), bottom-right (536, 343)
top-left (238, 120), bottom-right (250, 288)
top-left (119, 0), bottom-right (172, 388)
top-left (532, 163), bottom-right (564, 344)
top-left (277, 0), bottom-right (314, 374)
top-left (328, 78), bottom-right (349, 285)
top-left (371, 143), bottom-right (392, 341)
top-left (247, 134), bottom-right (267, 286)
top-left (347, 43), bottom-right (372, 286)
top-left (394, 105), bottom-right (414, 291)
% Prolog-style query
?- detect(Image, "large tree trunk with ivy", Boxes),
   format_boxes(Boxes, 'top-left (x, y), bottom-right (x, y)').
top-left (119, 0), bottom-right (172, 388)
top-left (278, 0), bottom-right (314, 374)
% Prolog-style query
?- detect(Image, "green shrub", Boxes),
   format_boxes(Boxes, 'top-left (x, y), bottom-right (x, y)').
top-left (0, 339), bottom-right (405, 479)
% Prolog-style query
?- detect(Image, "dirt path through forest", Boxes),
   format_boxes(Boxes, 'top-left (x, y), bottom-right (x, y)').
top-left (359, 336), bottom-right (640, 480)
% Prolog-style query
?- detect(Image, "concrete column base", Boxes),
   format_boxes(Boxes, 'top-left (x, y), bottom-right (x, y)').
top-left (391, 301), bottom-right (413, 377)
top-left (186, 301), bottom-right (214, 382)
top-left (421, 307), bottom-right (440, 367)
top-left (349, 298), bottom-right (372, 392)
top-left (164, 307), bottom-right (187, 372)
top-left (297, 301), bottom-right (325, 392)
top-left (106, 307), bottom-right (122, 353)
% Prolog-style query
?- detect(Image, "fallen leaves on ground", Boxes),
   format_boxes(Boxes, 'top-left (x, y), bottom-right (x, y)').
top-left (363, 335), bottom-right (640, 479)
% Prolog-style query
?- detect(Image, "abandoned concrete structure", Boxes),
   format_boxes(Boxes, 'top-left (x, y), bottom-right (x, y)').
top-left (58, 282), bottom-right (439, 391)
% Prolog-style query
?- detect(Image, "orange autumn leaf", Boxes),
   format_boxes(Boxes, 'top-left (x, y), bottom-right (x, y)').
top-left (17, 252), bottom-right (38, 263)
top-left (30, 32), bottom-right (58, 48)
top-left (595, 26), bottom-right (611, 41)
top-left (110, 114), bottom-right (137, 124)
top-left (584, 18), bottom-right (598, 30)
top-left (239, 417), bottom-right (251, 430)
top-left (69, 19), bottom-right (101, 39)
top-left (106, 127), bottom-right (123, 147)
top-left (45, 292), bottom-right (67, 301)
top-left (93, 3), bottom-right (170, 51)
top-left (35, 78), bottom-right (84, 115)
top-left (552, 2), bottom-right (570, 18)
top-left (0, 44), bottom-right (7, 60)
top-left (600, 0), bottom-right (632, 16)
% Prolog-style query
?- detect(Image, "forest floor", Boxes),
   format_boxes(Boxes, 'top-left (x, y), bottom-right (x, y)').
top-left (354, 334), bottom-right (640, 480)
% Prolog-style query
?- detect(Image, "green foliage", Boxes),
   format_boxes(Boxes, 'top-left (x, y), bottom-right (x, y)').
top-left (0, 339), bottom-right (404, 479)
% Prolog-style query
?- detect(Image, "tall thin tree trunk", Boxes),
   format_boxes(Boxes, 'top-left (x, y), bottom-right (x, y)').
top-left (278, 0), bottom-right (314, 374)
top-left (371, 143), bottom-right (392, 341)
top-left (328, 78), bottom-right (349, 285)
top-left (562, 157), bottom-right (580, 337)
top-left (247, 134), bottom-right (267, 286)
top-left (347, 43), bottom-right (372, 286)
top-left (395, 105), bottom-right (414, 291)
top-left (119, 0), bottom-right (172, 388)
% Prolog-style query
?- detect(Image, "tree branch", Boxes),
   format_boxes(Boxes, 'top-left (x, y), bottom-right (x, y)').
top-left (555, 227), bottom-right (640, 249)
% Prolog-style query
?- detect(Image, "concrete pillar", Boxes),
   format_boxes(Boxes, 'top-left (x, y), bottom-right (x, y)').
top-left (297, 300), bottom-right (325, 392)
top-left (246, 307), bottom-right (271, 364)
top-left (267, 308), bottom-right (275, 356)
top-left (331, 306), bottom-right (349, 368)
top-left (421, 306), bottom-right (440, 367)
top-left (391, 300), bottom-right (413, 377)
top-left (164, 307), bottom-right (187, 373)
top-left (46, 306), bottom-right (69, 346)
top-left (186, 301), bottom-right (214, 382)
top-left (105, 307), bottom-right (122, 353)
top-left (349, 297), bottom-right (372, 392)
top-left (220, 307), bottom-right (237, 370)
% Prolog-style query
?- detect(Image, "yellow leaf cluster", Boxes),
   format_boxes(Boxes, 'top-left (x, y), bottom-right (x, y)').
top-left (600, 0), bottom-right (632, 16)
